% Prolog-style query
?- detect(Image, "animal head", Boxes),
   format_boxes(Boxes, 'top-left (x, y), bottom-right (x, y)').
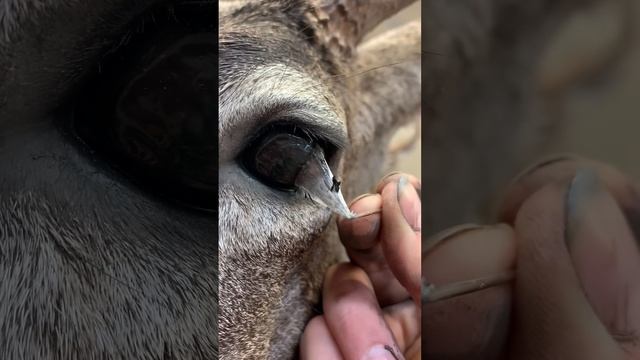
top-left (218, 0), bottom-right (420, 357)
top-left (0, 0), bottom-right (417, 357)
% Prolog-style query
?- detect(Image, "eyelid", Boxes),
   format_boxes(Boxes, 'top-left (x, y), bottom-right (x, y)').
top-left (237, 102), bottom-right (349, 155)
top-left (59, 0), bottom-right (214, 108)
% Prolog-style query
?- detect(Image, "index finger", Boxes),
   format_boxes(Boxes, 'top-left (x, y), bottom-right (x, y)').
top-left (339, 194), bottom-right (410, 306)
top-left (381, 176), bottom-right (421, 305)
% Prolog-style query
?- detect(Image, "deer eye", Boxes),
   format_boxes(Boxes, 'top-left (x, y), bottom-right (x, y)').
top-left (240, 125), bottom-right (334, 191)
top-left (69, 3), bottom-right (217, 211)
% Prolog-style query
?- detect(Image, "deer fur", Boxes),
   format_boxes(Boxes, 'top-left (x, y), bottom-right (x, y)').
top-left (0, 0), bottom-right (610, 358)
top-left (219, 0), bottom-right (420, 358)
top-left (0, 1), bottom-right (217, 358)
top-left (0, 0), bottom-right (419, 357)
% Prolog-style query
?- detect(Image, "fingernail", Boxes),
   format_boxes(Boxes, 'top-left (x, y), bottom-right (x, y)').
top-left (397, 176), bottom-right (421, 232)
top-left (376, 171), bottom-right (404, 193)
top-left (620, 186), bottom-right (640, 247)
top-left (381, 171), bottom-right (402, 183)
top-left (362, 345), bottom-right (402, 360)
top-left (565, 169), bottom-right (601, 248)
top-left (424, 223), bottom-right (485, 255)
top-left (512, 153), bottom-right (579, 184)
top-left (345, 215), bottom-right (381, 251)
top-left (566, 169), bottom-right (640, 331)
top-left (349, 193), bottom-right (376, 207)
top-left (422, 278), bottom-right (434, 304)
top-left (350, 209), bottom-right (382, 219)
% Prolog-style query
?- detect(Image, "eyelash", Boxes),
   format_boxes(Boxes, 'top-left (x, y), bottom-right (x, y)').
top-left (56, 1), bottom-right (217, 213)
top-left (56, 1), bottom-right (341, 209)
top-left (237, 121), bottom-right (339, 191)
top-left (241, 121), bottom-right (338, 162)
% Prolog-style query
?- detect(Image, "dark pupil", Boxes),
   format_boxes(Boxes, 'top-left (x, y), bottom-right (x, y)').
top-left (74, 29), bottom-right (217, 210)
top-left (253, 133), bottom-right (315, 188)
top-left (115, 34), bottom-right (217, 191)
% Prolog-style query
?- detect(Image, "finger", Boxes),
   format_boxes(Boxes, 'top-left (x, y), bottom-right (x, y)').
top-left (338, 194), bottom-right (409, 306)
top-left (565, 171), bottom-right (640, 355)
top-left (502, 159), bottom-right (640, 356)
top-left (340, 194), bottom-right (382, 253)
top-left (300, 316), bottom-right (343, 360)
top-left (323, 263), bottom-right (404, 360)
top-left (376, 172), bottom-right (421, 196)
top-left (509, 173), bottom-right (630, 359)
top-left (423, 224), bottom-right (515, 359)
top-left (500, 155), bottom-right (639, 223)
top-left (383, 300), bottom-right (420, 353)
top-left (381, 177), bottom-right (421, 305)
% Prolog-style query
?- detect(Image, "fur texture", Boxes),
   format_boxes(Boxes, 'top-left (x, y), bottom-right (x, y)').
top-left (0, 1), bottom-right (217, 358)
top-left (0, 127), bottom-right (218, 359)
top-left (1, 0), bottom-right (598, 358)
top-left (219, 0), bottom-right (420, 358)
top-left (0, 0), bottom-right (418, 357)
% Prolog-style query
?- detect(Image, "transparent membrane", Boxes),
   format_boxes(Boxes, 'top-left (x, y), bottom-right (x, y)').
top-left (295, 147), bottom-right (355, 219)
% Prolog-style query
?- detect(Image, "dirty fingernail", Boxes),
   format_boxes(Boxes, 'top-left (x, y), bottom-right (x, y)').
top-left (343, 216), bottom-right (381, 251)
top-left (363, 345), bottom-right (402, 360)
top-left (566, 170), bottom-right (607, 248)
top-left (566, 169), bottom-right (640, 333)
top-left (397, 177), bottom-right (421, 232)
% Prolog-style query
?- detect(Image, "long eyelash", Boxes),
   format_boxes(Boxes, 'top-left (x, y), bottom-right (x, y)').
top-left (245, 121), bottom-right (339, 160)
top-left (93, 0), bottom-right (216, 73)
top-left (301, 189), bottom-right (313, 200)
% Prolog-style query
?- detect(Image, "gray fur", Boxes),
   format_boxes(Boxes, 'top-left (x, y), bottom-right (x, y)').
top-left (0, 0), bottom-right (217, 358)
top-left (0, 126), bottom-right (217, 359)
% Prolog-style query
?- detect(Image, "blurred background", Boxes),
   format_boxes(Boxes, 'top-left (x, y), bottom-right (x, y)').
top-left (374, 0), bottom-right (639, 181)
top-left (542, 0), bottom-right (640, 179)
top-left (369, 1), bottom-right (422, 178)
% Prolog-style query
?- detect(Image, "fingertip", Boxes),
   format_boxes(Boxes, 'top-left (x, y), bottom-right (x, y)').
top-left (510, 181), bottom-right (622, 359)
top-left (499, 155), bottom-right (640, 224)
top-left (376, 172), bottom-right (421, 196)
top-left (422, 224), bottom-right (516, 358)
top-left (338, 194), bottom-right (382, 251)
top-left (499, 156), bottom-right (582, 223)
top-left (322, 263), bottom-right (401, 360)
top-left (380, 179), bottom-right (421, 303)
top-left (423, 224), bottom-right (515, 286)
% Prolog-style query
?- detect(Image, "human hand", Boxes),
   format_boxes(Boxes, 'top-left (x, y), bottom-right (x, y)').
top-left (300, 172), bottom-right (421, 359)
top-left (423, 156), bottom-right (640, 359)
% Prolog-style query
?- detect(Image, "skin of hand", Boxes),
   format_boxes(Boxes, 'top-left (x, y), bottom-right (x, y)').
top-left (300, 173), bottom-right (422, 360)
top-left (423, 156), bottom-right (640, 359)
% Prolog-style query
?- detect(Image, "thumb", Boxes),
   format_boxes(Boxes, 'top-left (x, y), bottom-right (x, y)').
top-left (510, 170), bottom-right (640, 359)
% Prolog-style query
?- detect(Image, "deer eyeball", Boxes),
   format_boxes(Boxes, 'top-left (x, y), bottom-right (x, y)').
top-left (252, 133), bottom-right (315, 189)
top-left (70, 10), bottom-right (216, 212)
top-left (240, 126), bottom-right (321, 190)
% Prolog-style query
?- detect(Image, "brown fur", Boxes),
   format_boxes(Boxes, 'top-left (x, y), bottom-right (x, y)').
top-left (0, 0), bottom-right (608, 358)
top-left (218, 0), bottom-right (420, 358)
